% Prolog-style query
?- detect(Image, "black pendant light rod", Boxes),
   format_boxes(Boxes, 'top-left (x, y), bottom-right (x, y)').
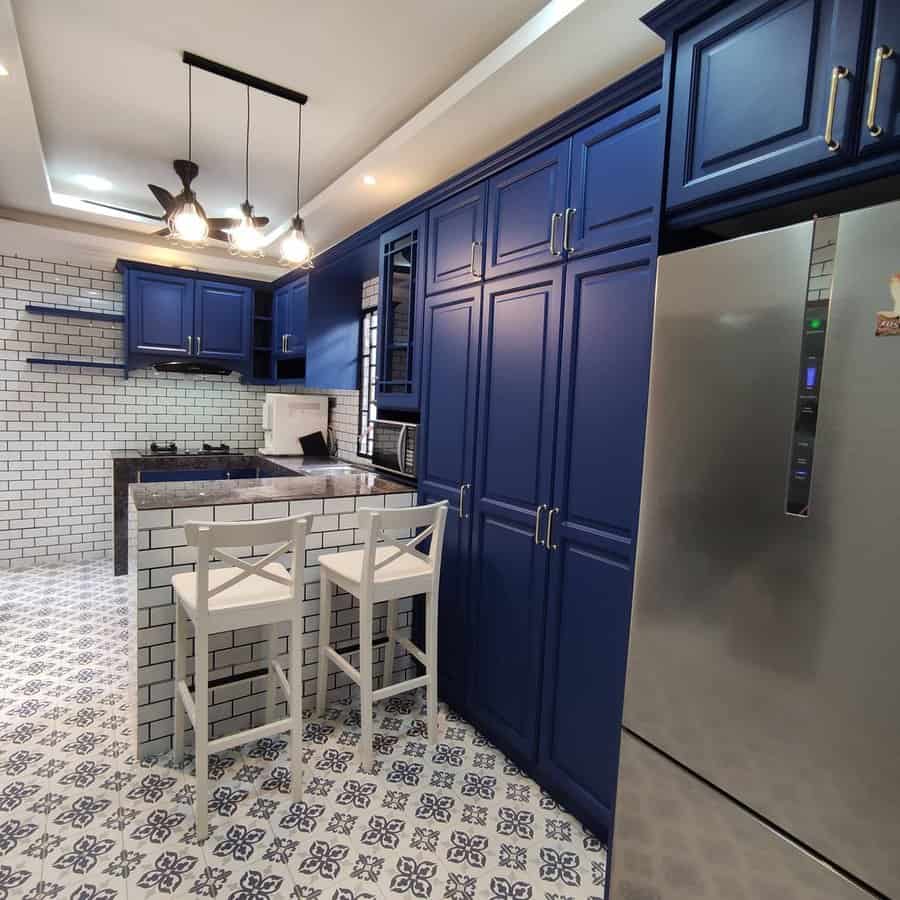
top-left (244, 86), bottom-right (251, 205)
top-left (182, 51), bottom-right (307, 106)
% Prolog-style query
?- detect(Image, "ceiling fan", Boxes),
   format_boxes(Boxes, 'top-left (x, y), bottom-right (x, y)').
top-left (81, 159), bottom-right (269, 243)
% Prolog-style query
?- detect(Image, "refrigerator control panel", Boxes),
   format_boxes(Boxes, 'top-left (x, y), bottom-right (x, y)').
top-left (786, 300), bottom-right (830, 516)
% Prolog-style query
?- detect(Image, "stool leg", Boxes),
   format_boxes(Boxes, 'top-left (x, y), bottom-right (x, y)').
top-left (382, 597), bottom-right (397, 688)
top-left (316, 574), bottom-right (332, 717)
top-left (359, 592), bottom-right (374, 772)
top-left (265, 623), bottom-right (278, 724)
top-left (194, 628), bottom-right (209, 842)
top-left (425, 591), bottom-right (438, 743)
top-left (290, 615), bottom-right (303, 800)
top-left (173, 602), bottom-right (186, 765)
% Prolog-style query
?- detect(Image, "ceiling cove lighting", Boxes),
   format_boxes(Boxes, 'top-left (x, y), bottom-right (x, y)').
top-left (72, 174), bottom-right (112, 192)
top-left (280, 104), bottom-right (313, 267)
top-left (228, 86), bottom-right (266, 257)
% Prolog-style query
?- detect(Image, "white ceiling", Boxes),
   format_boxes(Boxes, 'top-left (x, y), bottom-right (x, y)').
top-left (0, 0), bottom-right (662, 267)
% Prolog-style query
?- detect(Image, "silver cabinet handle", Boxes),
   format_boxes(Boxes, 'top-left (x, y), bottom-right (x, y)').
top-left (544, 507), bottom-right (559, 550)
top-left (196, 335), bottom-right (201, 354)
top-left (187, 335), bottom-right (192, 354)
top-left (533, 504), bottom-right (547, 544)
top-left (549, 212), bottom-right (562, 256)
top-left (867, 46), bottom-right (894, 137)
top-left (470, 242), bottom-right (481, 279)
top-left (563, 208), bottom-right (576, 253)
top-left (458, 483), bottom-right (471, 518)
top-left (824, 65), bottom-right (849, 151)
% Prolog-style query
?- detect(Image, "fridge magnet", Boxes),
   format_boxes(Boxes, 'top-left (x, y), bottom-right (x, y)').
top-left (875, 273), bottom-right (900, 336)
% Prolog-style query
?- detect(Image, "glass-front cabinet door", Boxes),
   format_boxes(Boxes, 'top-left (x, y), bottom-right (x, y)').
top-left (376, 212), bottom-right (427, 410)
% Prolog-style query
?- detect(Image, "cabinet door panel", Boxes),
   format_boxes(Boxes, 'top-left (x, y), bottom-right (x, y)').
top-left (418, 286), bottom-right (482, 709)
top-left (195, 280), bottom-right (251, 360)
top-left (274, 279), bottom-right (308, 358)
top-left (568, 90), bottom-right (663, 257)
top-left (485, 143), bottom-right (570, 279)
top-left (128, 271), bottom-right (194, 355)
top-left (376, 213), bottom-right (428, 410)
top-left (426, 185), bottom-right (486, 293)
top-left (539, 249), bottom-right (655, 837)
top-left (667, 0), bottom-right (864, 210)
top-left (468, 268), bottom-right (563, 762)
top-left (858, 0), bottom-right (900, 154)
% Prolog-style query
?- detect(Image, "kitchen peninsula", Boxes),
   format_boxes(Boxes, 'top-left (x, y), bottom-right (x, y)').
top-left (127, 465), bottom-right (415, 759)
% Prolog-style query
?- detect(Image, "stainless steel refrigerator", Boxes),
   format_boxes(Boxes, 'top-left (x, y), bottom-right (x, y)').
top-left (608, 200), bottom-right (900, 900)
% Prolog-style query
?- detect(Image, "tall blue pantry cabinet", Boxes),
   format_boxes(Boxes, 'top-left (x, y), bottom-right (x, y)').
top-left (416, 76), bottom-right (664, 839)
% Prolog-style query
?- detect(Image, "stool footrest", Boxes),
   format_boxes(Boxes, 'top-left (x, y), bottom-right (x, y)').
top-left (207, 716), bottom-right (292, 754)
top-left (333, 634), bottom-right (390, 657)
top-left (373, 673), bottom-right (429, 702)
top-left (272, 661), bottom-right (291, 699)
top-left (176, 680), bottom-right (196, 727)
top-left (326, 645), bottom-right (361, 683)
top-left (396, 635), bottom-right (427, 667)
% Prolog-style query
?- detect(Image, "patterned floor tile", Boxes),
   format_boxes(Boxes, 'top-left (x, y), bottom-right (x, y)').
top-left (0, 561), bottom-right (607, 899)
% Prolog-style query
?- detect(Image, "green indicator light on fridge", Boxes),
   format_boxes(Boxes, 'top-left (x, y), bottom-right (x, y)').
top-left (808, 317), bottom-right (824, 330)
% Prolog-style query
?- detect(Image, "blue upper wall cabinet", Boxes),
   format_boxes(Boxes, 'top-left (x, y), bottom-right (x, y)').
top-left (426, 184), bottom-right (486, 294)
top-left (568, 90), bottom-right (663, 257)
top-left (376, 213), bottom-right (427, 410)
top-left (665, 0), bottom-right (864, 211)
top-left (484, 143), bottom-right (571, 279)
top-left (858, 0), bottom-right (900, 156)
top-left (417, 285), bottom-right (482, 709)
top-left (194, 280), bottom-right (251, 361)
top-left (274, 277), bottom-right (308, 357)
top-left (127, 270), bottom-right (194, 356)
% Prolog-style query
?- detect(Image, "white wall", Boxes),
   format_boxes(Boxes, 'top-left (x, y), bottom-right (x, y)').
top-left (0, 233), bottom-right (367, 568)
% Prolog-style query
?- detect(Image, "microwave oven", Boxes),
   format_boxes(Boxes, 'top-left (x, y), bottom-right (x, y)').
top-left (371, 419), bottom-right (417, 479)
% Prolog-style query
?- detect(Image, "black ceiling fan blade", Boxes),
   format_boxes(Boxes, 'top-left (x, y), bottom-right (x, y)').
top-left (148, 184), bottom-right (177, 215)
top-left (81, 199), bottom-right (165, 221)
top-left (206, 217), bottom-right (239, 229)
top-left (209, 230), bottom-right (233, 243)
top-left (153, 226), bottom-right (171, 237)
top-left (251, 216), bottom-right (270, 227)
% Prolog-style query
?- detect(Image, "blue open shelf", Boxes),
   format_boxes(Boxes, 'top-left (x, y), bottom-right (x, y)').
top-left (26, 357), bottom-right (127, 371)
top-left (25, 303), bottom-right (123, 323)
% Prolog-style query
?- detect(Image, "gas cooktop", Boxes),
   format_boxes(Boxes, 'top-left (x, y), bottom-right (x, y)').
top-left (140, 442), bottom-right (236, 457)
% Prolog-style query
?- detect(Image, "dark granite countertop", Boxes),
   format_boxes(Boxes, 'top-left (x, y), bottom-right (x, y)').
top-left (128, 459), bottom-right (412, 510)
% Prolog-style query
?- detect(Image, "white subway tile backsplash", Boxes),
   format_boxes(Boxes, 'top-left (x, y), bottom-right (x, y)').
top-left (0, 247), bottom-right (370, 568)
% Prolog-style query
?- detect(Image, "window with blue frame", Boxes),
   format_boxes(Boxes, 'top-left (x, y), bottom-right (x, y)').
top-left (358, 308), bottom-right (378, 456)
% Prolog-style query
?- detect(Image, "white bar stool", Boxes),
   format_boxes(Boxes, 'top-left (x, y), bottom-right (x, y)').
top-left (171, 514), bottom-right (310, 842)
top-left (316, 500), bottom-right (448, 770)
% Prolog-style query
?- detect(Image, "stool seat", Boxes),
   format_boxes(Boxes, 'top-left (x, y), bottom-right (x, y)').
top-left (173, 563), bottom-right (292, 621)
top-left (320, 546), bottom-right (432, 585)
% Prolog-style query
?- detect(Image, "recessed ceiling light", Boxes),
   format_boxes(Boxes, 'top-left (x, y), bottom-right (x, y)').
top-left (362, 174), bottom-right (377, 186)
top-left (0, 63), bottom-right (9, 77)
top-left (72, 173), bottom-right (112, 192)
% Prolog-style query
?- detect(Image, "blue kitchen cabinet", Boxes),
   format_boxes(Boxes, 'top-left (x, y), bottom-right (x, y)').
top-left (274, 277), bottom-right (308, 357)
top-left (484, 142), bottom-right (571, 279)
top-left (425, 184), bottom-right (487, 294)
top-left (194, 280), bottom-right (251, 361)
top-left (567, 90), bottom-right (663, 256)
top-left (466, 267), bottom-right (563, 763)
top-left (665, 0), bottom-right (865, 211)
top-left (127, 270), bottom-right (194, 356)
top-left (537, 247), bottom-right (655, 837)
top-left (417, 285), bottom-right (482, 709)
top-left (858, 0), bottom-right (900, 155)
top-left (376, 213), bottom-right (427, 410)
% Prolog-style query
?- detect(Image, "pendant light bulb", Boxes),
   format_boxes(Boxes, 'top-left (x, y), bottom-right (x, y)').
top-left (280, 215), bottom-right (312, 265)
top-left (170, 196), bottom-right (209, 243)
top-left (229, 201), bottom-right (264, 256)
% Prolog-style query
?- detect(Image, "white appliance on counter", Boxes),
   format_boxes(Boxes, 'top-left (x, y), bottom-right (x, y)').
top-left (259, 393), bottom-right (328, 455)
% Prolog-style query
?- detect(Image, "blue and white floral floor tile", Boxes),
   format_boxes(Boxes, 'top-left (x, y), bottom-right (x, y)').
top-left (0, 561), bottom-right (607, 899)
